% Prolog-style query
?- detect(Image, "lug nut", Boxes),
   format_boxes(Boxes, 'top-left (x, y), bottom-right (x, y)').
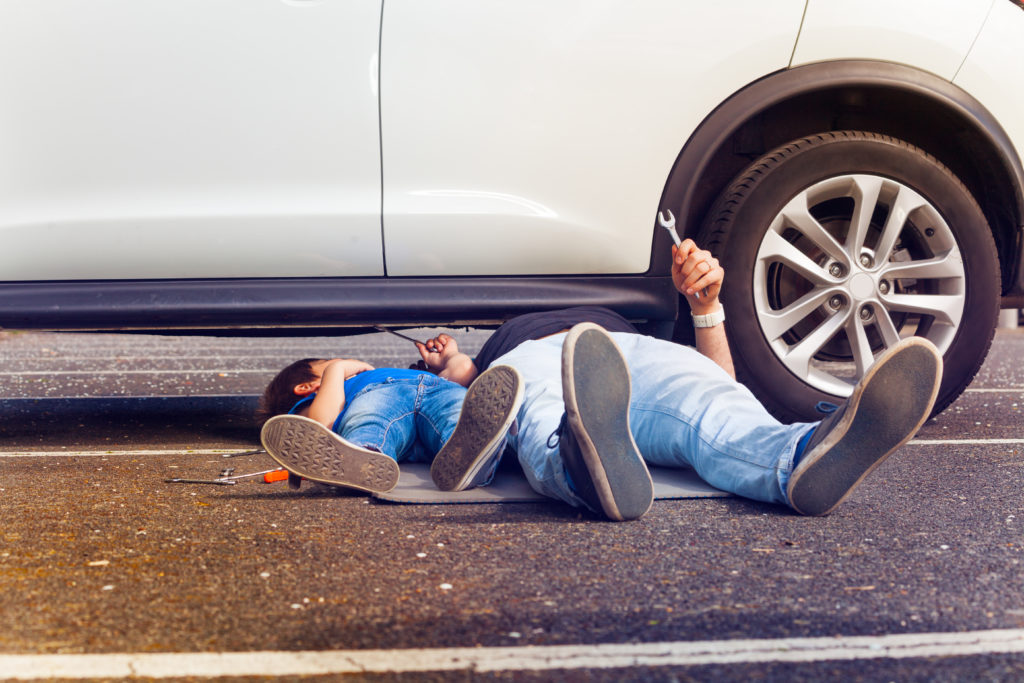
top-left (879, 280), bottom-right (890, 295)
top-left (829, 295), bottom-right (844, 310)
top-left (860, 306), bottom-right (873, 321)
top-left (829, 263), bottom-right (844, 278)
top-left (859, 254), bottom-right (873, 268)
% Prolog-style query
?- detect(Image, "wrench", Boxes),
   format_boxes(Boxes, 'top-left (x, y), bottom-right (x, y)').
top-left (374, 325), bottom-right (439, 353)
top-left (657, 209), bottom-right (682, 246)
top-left (164, 468), bottom-right (285, 486)
top-left (658, 209), bottom-right (708, 299)
top-left (164, 477), bottom-right (237, 486)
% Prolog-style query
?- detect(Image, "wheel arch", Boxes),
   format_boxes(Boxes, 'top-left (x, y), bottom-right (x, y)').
top-left (658, 59), bottom-right (1024, 296)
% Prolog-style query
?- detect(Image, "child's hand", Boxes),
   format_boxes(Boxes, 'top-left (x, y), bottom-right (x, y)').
top-left (416, 334), bottom-right (459, 372)
top-left (323, 358), bottom-right (374, 380)
top-left (671, 239), bottom-right (724, 314)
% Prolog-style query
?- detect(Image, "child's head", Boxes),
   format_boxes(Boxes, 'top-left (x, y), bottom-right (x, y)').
top-left (256, 358), bottom-right (322, 426)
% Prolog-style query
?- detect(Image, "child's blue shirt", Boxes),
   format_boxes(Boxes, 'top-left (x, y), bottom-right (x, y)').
top-left (288, 368), bottom-right (429, 431)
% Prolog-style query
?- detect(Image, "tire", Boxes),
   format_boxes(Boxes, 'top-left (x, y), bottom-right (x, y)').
top-left (700, 131), bottom-right (999, 422)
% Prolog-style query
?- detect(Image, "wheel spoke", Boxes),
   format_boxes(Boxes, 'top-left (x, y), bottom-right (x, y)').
top-left (875, 185), bottom-right (927, 261)
top-left (759, 229), bottom-right (832, 286)
top-left (881, 251), bottom-right (964, 281)
top-left (873, 307), bottom-right (903, 347)
top-left (884, 293), bottom-right (963, 326)
top-left (847, 175), bottom-right (883, 255)
top-left (779, 309), bottom-right (847, 378)
top-left (844, 311), bottom-right (876, 377)
top-left (780, 195), bottom-right (848, 266)
top-left (759, 288), bottom-right (835, 341)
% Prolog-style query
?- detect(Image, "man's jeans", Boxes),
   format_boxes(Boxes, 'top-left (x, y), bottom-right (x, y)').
top-left (339, 375), bottom-right (466, 463)
top-left (494, 332), bottom-right (816, 511)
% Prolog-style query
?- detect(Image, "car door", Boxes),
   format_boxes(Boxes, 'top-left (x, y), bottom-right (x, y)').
top-left (379, 0), bottom-right (806, 277)
top-left (0, 0), bottom-right (384, 280)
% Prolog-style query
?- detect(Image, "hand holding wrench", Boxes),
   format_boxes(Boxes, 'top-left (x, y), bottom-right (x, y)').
top-left (658, 209), bottom-right (709, 299)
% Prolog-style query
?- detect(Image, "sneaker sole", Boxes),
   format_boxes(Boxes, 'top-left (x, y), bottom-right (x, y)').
top-left (430, 365), bottom-right (524, 491)
top-left (562, 324), bottom-right (653, 521)
top-left (787, 337), bottom-right (942, 516)
top-left (260, 414), bottom-right (400, 493)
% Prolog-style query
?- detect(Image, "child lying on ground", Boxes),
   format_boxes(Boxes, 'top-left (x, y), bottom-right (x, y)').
top-left (257, 354), bottom-right (523, 494)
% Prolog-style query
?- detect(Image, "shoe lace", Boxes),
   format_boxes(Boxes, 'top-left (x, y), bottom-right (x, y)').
top-left (546, 413), bottom-right (567, 449)
top-left (815, 401), bottom-right (839, 414)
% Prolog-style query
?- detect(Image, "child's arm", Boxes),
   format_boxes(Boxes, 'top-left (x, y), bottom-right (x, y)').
top-left (416, 334), bottom-right (479, 387)
top-left (306, 358), bottom-right (373, 427)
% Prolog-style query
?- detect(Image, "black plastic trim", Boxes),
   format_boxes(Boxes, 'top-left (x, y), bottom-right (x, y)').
top-left (659, 59), bottom-right (1024, 294)
top-left (0, 275), bottom-right (678, 332)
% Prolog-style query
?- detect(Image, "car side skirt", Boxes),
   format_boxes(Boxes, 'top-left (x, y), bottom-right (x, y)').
top-left (0, 276), bottom-right (679, 334)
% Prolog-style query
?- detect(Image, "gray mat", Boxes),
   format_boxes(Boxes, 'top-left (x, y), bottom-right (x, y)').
top-left (373, 463), bottom-right (729, 504)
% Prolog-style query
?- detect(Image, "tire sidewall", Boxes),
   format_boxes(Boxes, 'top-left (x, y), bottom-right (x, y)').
top-left (705, 133), bottom-right (999, 422)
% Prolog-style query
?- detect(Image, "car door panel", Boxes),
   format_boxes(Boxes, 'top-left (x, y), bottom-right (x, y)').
top-left (0, 0), bottom-right (384, 280)
top-left (380, 0), bottom-right (806, 276)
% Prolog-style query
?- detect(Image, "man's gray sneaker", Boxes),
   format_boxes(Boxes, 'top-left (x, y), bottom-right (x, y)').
top-left (560, 322), bottom-right (652, 521)
top-left (787, 337), bottom-right (942, 516)
top-left (430, 365), bottom-right (524, 492)
top-left (260, 414), bottom-right (400, 493)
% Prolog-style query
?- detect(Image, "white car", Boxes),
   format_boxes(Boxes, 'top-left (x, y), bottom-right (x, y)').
top-left (2, 0), bottom-right (1022, 420)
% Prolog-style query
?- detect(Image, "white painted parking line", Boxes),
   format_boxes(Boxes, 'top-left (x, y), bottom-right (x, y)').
top-left (3, 629), bottom-right (1024, 679)
top-left (6, 438), bottom-right (1024, 458)
top-left (0, 369), bottom-right (276, 375)
top-left (0, 449), bottom-right (243, 458)
top-left (965, 387), bottom-right (1024, 393)
top-left (909, 439), bottom-right (1024, 445)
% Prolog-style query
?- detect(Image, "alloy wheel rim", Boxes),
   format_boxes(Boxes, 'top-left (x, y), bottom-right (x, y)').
top-left (752, 174), bottom-right (964, 396)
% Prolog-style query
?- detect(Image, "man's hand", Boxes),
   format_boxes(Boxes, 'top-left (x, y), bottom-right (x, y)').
top-left (672, 239), bottom-right (724, 315)
top-left (670, 240), bottom-right (734, 378)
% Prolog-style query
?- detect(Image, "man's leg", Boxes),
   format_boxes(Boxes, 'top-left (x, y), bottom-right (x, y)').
top-left (615, 332), bottom-right (941, 514)
top-left (786, 337), bottom-right (941, 515)
top-left (560, 323), bottom-right (653, 521)
top-left (493, 332), bottom-right (653, 520)
top-left (612, 332), bottom-right (812, 506)
top-left (490, 335), bottom-right (588, 508)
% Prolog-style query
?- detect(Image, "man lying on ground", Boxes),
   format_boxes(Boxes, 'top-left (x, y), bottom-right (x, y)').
top-left (420, 239), bottom-right (942, 521)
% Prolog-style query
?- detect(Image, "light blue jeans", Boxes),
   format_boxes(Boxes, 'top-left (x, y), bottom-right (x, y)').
top-left (338, 375), bottom-right (466, 463)
top-left (493, 332), bottom-right (817, 511)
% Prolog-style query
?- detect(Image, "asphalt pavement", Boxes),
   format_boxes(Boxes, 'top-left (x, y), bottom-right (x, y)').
top-left (2, 327), bottom-right (1024, 681)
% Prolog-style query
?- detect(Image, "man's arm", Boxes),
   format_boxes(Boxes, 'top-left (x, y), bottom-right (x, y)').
top-left (672, 239), bottom-right (736, 379)
top-left (417, 334), bottom-right (479, 387)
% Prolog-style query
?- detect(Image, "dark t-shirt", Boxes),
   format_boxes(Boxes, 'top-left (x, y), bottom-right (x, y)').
top-left (473, 306), bottom-right (640, 371)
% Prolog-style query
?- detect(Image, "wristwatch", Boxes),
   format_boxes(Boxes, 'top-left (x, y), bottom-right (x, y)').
top-left (691, 308), bottom-right (725, 328)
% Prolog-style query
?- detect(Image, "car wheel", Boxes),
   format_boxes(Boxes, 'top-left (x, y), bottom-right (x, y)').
top-left (700, 131), bottom-right (999, 422)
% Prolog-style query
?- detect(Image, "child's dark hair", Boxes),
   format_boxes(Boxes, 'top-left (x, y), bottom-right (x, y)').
top-left (256, 358), bottom-right (321, 426)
